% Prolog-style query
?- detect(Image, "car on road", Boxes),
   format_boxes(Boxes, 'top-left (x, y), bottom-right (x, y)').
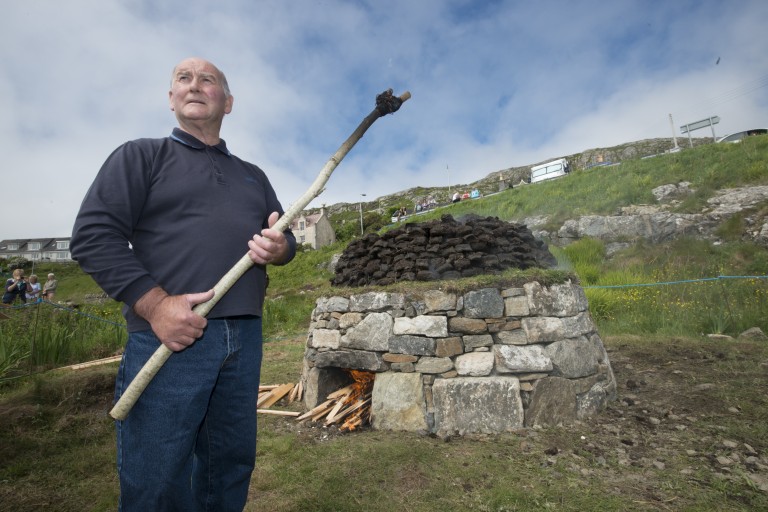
top-left (716, 128), bottom-right (767, 143)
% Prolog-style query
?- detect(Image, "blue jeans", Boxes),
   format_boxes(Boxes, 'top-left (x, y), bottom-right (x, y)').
top-left (116, 317), bottom-right (263, 512)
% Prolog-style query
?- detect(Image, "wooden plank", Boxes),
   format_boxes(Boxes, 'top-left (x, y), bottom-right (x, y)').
top-left (296, 399), bottom-right (334, 421)
top-left (327, 384), bottom-right (355, 399)
top-left (329, 396), bottom-right (371, 424)
top-left (66, 355), bottom-right (123, 371)
top-left (259, 383), bottom-right (294, 409)
top-left (324, 397), bottom-right (349, 425)
top-left (288, 382), bottom-right (300, 403)
top-left (257, 390), bottom-right (275, 408)
top-left (257, 409), bottom-right (301, 417)
top-left (311, 402), bottom-right (336, 422)
top-left (341, 414), bottom-right (364, 431)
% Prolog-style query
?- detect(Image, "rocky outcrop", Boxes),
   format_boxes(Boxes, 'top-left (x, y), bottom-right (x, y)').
top-left (525, 184), bottom-right (768, 248)
top-left (301, 281), bottom-right (617, 435)
top-left (331, 214), bottom-right (557, 287)
top-left (557, 212), bottom-right (708, 244)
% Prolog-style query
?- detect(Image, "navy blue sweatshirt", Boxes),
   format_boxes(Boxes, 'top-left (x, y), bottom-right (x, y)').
top-left (71, 128), bottom-right (296, 331)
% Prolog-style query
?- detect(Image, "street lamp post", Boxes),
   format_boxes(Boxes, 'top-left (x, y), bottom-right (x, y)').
top-left (359, 193), bottom-right (367, 235)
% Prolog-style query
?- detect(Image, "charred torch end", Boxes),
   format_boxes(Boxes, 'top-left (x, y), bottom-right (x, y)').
top-left (375, 89), bottom-right (411, 116)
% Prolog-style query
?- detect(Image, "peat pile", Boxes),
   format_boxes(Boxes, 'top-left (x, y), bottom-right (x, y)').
top-left (331, 214), bottom-right (556, 287)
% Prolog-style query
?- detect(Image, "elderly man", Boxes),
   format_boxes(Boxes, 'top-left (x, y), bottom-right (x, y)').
top-left (71, 57), bottom-right (296, 511)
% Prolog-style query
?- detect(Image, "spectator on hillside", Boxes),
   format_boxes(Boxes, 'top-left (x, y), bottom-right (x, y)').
top-left (462, 191), bottom-right (470, 200)
top-left (2, 269), bottom-right (28, 305)
top-left (25, 274), bottom-right (41, 302)
top-left (452, 192), bottom-right (460, 203)
top-left (42, 273), bottom-right (58, 301)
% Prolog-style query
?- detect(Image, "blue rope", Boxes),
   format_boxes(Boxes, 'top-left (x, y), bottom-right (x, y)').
top-left (583, 275), bottom-right (768, 289)
top-left (45, 300), bottom-right (127, 328)
top-left (2, 299), bottom-right (127, 329)
top-left (3, 299), bottom-right (303, 342)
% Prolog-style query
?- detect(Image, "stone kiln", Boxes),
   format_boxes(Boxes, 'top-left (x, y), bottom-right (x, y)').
top-left (301, 281), bottom-right (617, 435)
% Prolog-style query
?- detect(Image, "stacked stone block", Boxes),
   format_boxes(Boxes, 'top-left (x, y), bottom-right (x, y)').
top-left (301, 281), bottom-right (617, 436)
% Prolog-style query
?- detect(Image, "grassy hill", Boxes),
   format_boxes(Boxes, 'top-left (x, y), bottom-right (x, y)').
top-left (0, 136), bottom-right (768, 357)
top-left (1, 135), bottom-right (767, 511)
top-left (3, 134), bottom-right (767, 349)
top-left (269, 134), bottom-right (768, 335)
top-left (321, 136), bottom-right (712, 222)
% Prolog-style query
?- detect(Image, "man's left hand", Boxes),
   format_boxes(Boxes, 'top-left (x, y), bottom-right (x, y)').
top-left (247, 211), bottom-right (290, 265)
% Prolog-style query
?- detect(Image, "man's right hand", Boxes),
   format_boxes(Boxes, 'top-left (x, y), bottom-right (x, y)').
top-left (133, 287), bottom-right (215, 352)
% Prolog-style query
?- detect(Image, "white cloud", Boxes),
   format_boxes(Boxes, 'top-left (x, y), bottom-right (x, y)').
top-left (1, 0), bottom-right (767, 239)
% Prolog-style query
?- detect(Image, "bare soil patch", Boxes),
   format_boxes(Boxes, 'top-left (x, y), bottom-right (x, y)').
top-left (1, 336), bottom-right (767, 511)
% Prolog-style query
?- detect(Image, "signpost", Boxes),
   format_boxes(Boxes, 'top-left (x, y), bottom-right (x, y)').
top-left (680, 116), bottom-right (720, 147)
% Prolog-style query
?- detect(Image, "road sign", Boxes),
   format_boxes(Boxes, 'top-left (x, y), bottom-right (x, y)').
top-left (680, 116), bottom-right (720, 133)
top-left (680, 116), bottom-right (720, 147)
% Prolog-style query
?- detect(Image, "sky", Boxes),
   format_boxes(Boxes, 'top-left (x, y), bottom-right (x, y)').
top-left (2, 0), bottom-right (767, 240)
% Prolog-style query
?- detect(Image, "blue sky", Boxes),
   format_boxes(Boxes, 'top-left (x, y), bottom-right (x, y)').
top-left (2, 0), bottom-right (767, 239)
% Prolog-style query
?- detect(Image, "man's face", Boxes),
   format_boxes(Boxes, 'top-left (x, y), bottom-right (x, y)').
top-left (169, 58), bottom-right (233, 127)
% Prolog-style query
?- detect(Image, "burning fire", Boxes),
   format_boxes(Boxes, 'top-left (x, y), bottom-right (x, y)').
top-left (296, 369), bottom-right (375, 430)
top-left (340, 370), bottom-right (374, 432)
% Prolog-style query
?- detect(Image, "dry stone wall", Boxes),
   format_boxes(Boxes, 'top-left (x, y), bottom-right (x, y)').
top-left (301, 280), bottom-right (617, 436)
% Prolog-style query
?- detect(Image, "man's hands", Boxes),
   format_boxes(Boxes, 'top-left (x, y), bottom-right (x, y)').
top-left (134, 287), bottom-right (215, 352)
top-left (133, 212), bottom-right (286, 352)
top-left (247, 211), bottom-right (290, 265)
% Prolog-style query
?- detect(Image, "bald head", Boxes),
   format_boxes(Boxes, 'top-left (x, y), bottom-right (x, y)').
top-left (168, 57), bottom-right (235, 144)
top-left (171, 58), bottom-right (231, 98)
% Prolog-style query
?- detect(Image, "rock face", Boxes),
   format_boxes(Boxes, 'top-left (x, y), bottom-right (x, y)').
top-left (301, 281), bottom-right (617, 435)
top-left (331, 214), bottom-right (557, 287)
top-left (526, 184), bottom-right (768, 248)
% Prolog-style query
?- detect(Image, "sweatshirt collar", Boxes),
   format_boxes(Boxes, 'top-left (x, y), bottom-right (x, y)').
top-left (170, 127), bottom-right (231, 156)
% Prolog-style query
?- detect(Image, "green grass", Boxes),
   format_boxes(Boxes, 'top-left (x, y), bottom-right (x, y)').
top-left (248, 425), bottom-right (634, 511)
top-left (576, 237), bottom-right (768, 337)
top-left (392, 133), bottom-right (768, 230)
top-left (2, 334), bottom-right (767, 512)
top-left (1, 135), bottom-right (768, 510)
top-left (0, 304), bottom-right (126, 383)
top-left (3, 135), bottom-right (768, 378)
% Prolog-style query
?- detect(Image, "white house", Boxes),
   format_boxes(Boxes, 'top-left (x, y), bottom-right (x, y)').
top-left (289, 207), bottom-right (336, 249)
top-left (0, 238), bottom-right (72, 262)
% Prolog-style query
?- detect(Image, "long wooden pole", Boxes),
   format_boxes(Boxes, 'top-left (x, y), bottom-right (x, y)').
top-left (109, 90), bottom-right (411, 420)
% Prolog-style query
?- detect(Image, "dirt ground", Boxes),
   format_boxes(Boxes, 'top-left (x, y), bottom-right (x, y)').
top-left (559, 335), bottom-right (768, 506)
top-left (272, 334), bottom-right (768, 509)
top-left (2, 335), bottom-right (767, 511)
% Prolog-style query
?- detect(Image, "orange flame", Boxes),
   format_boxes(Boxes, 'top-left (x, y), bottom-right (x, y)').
top-left (340, 370), bottom-right (374, 432)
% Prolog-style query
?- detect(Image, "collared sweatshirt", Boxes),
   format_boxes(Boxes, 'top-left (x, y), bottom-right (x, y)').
top-left (71, 128), bottom-right (296, 332)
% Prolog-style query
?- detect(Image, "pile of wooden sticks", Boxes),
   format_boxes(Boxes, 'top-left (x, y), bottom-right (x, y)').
top-left (259, 373), bottom-right (374, 431)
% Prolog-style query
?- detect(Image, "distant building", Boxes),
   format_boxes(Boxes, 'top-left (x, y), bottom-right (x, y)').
top-left (0, 238), bottom-right (72, 262)
top-left (530, 158), bottom-right (570, 184)
top-left (289, 207), bottom-right (336, 249)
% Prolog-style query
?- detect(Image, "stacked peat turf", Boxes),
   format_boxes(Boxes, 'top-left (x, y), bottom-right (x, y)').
top-left (331, 214), bottom-right (556, 287)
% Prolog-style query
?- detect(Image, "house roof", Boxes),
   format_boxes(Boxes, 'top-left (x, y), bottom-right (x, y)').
top-left (0, 237), bottom-right (70, 252)
top-left (290, 212), bottom-right (323, 228)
